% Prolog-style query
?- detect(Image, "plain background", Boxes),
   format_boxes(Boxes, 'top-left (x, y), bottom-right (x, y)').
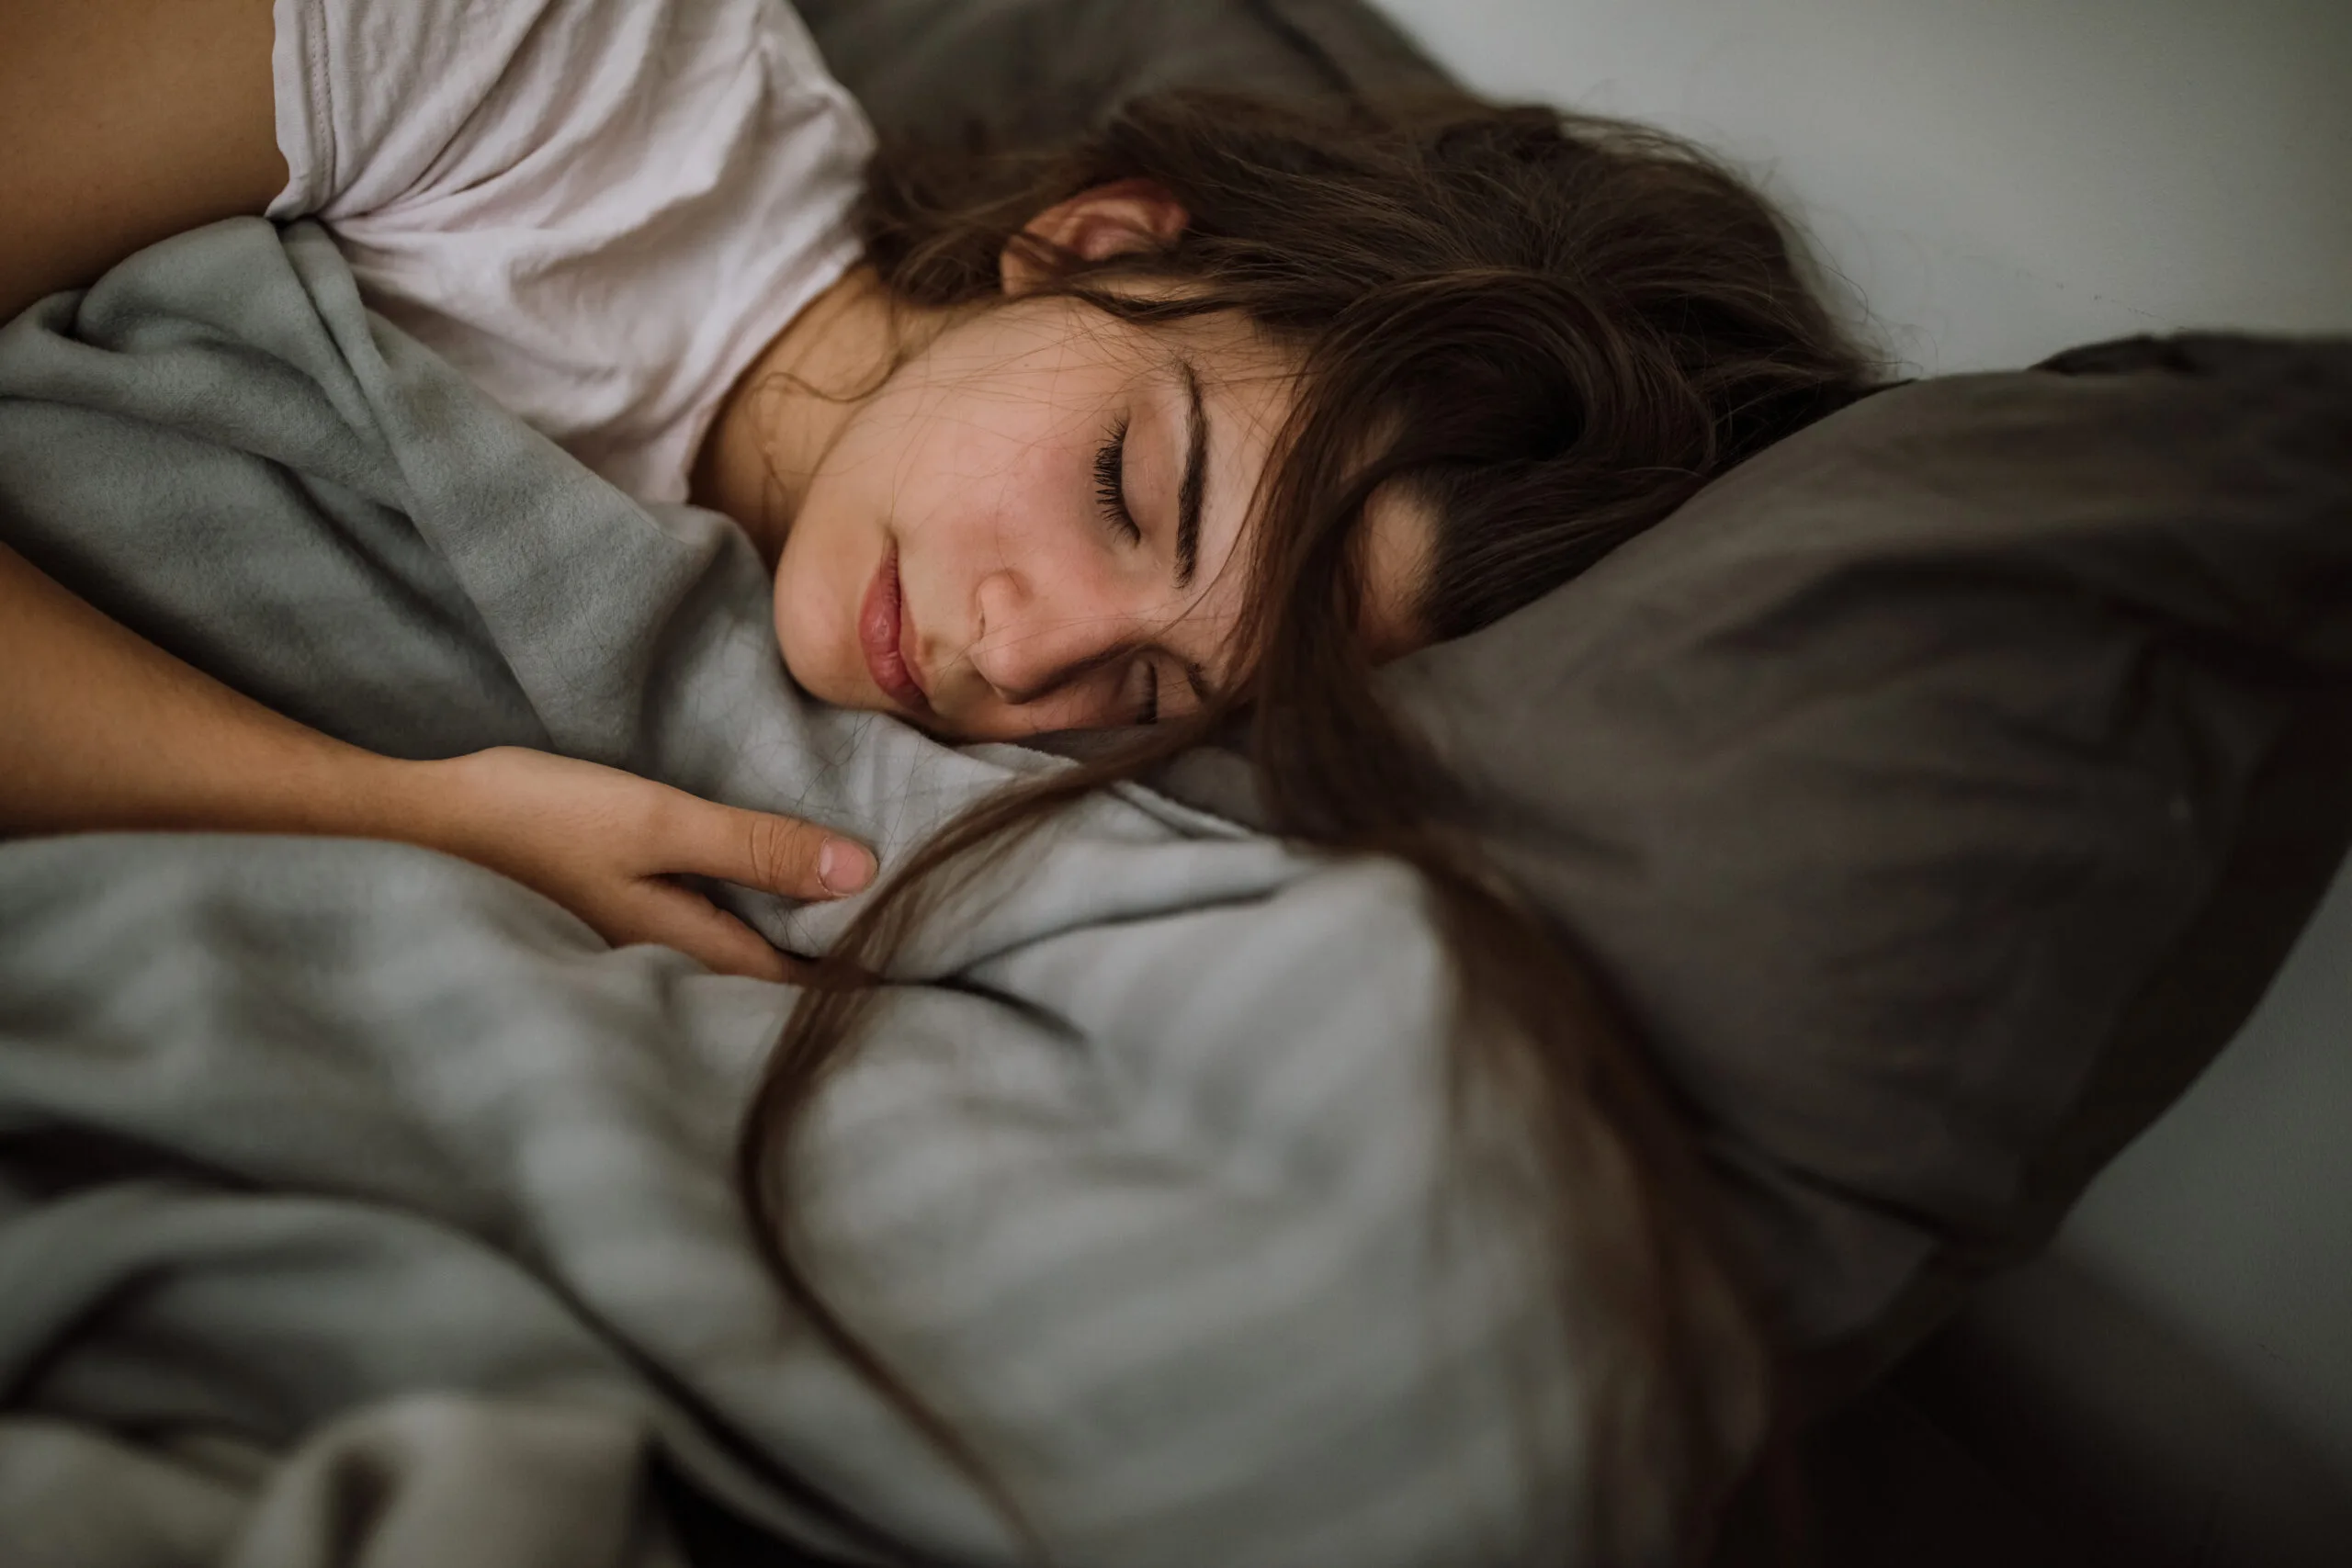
top-left (1367, 0), bottom-right (2352, 1495)
top-left (1365, 0), bottom-right (2352, 373)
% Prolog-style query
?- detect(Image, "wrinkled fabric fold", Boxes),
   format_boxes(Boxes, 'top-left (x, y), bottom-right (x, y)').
top-left (0, 220), bottom-right (1570, 1568)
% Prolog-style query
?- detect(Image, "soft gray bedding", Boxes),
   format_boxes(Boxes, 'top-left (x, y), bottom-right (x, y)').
top-left (0, 221), bottom-right (1566, 1567)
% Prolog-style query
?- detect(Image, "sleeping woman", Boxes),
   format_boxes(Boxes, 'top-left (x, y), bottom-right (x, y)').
top-left (1, 0), bottom-right (1877, 1559)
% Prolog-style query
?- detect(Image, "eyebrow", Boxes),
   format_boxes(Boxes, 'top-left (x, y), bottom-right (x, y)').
top-left (1174, 355), bottom-right (1207, 592)
top-left (1038, 357), bottom-right (1214, 716)
top-left (1178, 653), bottom-right (1212, 706)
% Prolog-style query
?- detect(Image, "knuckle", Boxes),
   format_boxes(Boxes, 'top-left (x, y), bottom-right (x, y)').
top-left (744, 814), bottom-right (816, 890)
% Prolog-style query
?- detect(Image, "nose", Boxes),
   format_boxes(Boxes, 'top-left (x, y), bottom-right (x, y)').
top-left (968, 563), bottom-right (1136, 705)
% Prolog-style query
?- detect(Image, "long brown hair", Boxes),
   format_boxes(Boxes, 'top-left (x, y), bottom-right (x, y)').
top-left (738, 88), bottom-right (1879, 1566)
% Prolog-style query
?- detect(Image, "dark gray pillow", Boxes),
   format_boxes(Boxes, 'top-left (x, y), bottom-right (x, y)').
top-left (1378, 335), bottom-right (2352, 1388)
top-left (797, 0), bottom-right (2352, 1387)
top-left (796, 0), bottom-right (1446, 145)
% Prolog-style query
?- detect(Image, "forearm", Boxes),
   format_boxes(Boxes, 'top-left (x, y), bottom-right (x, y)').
top-left (0, 542), bottom-right (429, 842)
top-left (0, 546), bottom-right (868, 980)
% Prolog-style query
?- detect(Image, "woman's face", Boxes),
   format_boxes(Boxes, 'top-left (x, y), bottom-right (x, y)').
top-left (769, 298), bottom-right (1431, 742)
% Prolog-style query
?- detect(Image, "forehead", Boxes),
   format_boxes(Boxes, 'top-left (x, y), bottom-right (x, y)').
top-left (989, 297), bottom-right (1435, 682)
top-left (1163, 314), bottom-right (1299, 532)
top-left (1141, 311), bottom-right (1434, 668)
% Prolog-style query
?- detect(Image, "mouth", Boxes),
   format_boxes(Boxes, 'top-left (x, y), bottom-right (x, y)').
top-left (858, 542), bottom-right (933, 716)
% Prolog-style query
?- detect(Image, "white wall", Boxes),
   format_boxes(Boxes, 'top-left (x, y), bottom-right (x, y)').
top-left (2064, 856), bottom-right (2352, 1483)
top-left (1367, 0), bottom-right (2352, 1498)
top-left (1367, 0), bottom-right (2352, 375)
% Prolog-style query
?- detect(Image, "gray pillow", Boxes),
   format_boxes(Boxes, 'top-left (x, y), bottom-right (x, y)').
top-left (1378, 334), bottom-right (2352, 1387)
top-left (799, 0), bottom-right (2352, 1386)
top-left (795, 0), bottom-right (1446, 145)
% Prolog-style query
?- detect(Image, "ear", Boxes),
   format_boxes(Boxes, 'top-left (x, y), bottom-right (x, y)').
top-left (999, 179), bottom-right (1190, 296)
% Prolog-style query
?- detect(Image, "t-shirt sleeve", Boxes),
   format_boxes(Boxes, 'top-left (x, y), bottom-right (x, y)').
top-left (265, 0), bottom-right (876, 501)
top-left (267, 0), bottom-right (545, 223)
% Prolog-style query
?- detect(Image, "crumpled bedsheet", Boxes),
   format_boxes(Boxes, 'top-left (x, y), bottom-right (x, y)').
top-left (0, 220), bottom-right (1569, 1568)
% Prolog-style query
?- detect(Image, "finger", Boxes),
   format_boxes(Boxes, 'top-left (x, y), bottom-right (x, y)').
top-left (623, 880), bottom-right (797, 982)
top-left (658, 794), bottom-right (876, 901)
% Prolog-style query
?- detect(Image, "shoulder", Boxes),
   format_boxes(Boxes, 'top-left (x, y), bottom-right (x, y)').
top-left (273, 0), bottom-right (876, 500)
top-left (273, 0), bottom-right (867, 223)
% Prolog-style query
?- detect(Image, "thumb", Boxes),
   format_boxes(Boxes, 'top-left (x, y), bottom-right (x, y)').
top-left (662, 795), bottom-right (877, 901)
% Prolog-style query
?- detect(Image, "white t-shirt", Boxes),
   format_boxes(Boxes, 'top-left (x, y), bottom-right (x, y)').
top-left (266, 0), bottom-right (875, 501)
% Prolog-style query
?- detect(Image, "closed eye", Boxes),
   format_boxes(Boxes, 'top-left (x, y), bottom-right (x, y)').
top-left (1093, 415), bottom-right (1142, 545)
top-left (1134, 660), bottom-right (1161, 726)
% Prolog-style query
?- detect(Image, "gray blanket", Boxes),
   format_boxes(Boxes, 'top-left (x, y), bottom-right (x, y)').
top-left (0, 222), bottom-right (1567, 1567)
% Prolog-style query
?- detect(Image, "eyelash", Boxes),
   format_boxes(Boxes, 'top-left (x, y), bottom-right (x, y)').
top-left (1092, 415), bottom-right (1142, 545)
top-left (1092, 417), bottom-right (1161, 723)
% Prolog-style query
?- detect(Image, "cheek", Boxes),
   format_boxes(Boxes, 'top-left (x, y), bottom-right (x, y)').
top-left (894, 404), bottom-right (1102, 576)
top-left (770, 457), bottom-right (903, 704)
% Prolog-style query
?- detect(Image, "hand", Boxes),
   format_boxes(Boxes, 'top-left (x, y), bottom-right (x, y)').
top-left (398, 747), bottom-right (876, 982)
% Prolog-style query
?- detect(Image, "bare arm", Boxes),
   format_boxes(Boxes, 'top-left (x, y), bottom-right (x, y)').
top-left (0, 541), bottom-right (403, 840)
top-left (0, 545), bottom-right (876, 978)
top-left (1, 0), bottom-right (285, 324)
top-left (1, 4), bottom-right (879, 976)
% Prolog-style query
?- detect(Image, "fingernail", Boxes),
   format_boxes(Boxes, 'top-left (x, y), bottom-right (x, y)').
top-left (818, 840), bottom-right (876, 896)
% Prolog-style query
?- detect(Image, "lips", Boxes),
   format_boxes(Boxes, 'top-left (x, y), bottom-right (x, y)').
top-left (858, 542), bottom-right (932, 715)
